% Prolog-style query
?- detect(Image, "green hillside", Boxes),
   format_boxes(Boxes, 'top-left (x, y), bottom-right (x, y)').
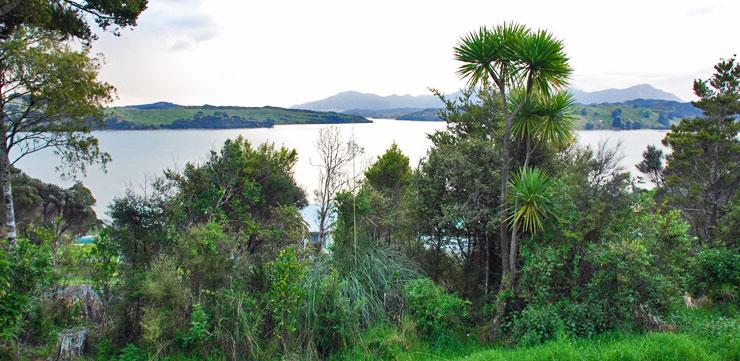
top-left (346, 99), bottom-right (703, 130)
top-left (573, 99), bottom-right (702, 130)
top-left (104, 103), bottom-right (370, 129)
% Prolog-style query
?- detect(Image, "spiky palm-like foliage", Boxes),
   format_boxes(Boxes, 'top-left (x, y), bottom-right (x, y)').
top-left (454, 23), bottom-right (528, 88)
top-left (454, 23), bottom-right (571, 95)
top-left (511, 90), bottom-right (576, 149)
top-left (509, 167), bottom-right (553, 235)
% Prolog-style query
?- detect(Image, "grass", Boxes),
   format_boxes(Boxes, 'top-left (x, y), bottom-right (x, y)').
top-left (332, 307), bottom-right (739, 361)
top-left (331, 331), bottom-right (738, 361)
top-left (458, 332), bottom-right (738, 361)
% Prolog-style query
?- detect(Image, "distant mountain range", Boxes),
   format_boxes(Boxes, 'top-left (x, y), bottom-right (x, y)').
top-left (290, 84), bottom-right (700, 130)
top-left (344, 99), bottom-right (702, 130)
top-left (292, 91), bottom-right (444, 112)
top-left (569, 84), bottom-right (683, 104)
top-left (291, 84), bottom-right (684, 111)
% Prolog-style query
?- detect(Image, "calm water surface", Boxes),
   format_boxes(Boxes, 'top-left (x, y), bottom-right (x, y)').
top-left (17, 119), bottom-right (667, 216)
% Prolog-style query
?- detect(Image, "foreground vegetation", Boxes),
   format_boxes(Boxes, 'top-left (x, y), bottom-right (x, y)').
top-left (0, 5), bottom-right (737, 360)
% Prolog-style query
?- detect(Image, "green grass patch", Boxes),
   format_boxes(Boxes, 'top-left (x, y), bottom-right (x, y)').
top-left (457, 332), bottom-right (738, 361)
top-left (107, 105), bottom-right (368, 126)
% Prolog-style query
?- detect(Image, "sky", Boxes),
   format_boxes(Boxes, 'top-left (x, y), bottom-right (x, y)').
top-left (90, 0), bottom-right (739, 107)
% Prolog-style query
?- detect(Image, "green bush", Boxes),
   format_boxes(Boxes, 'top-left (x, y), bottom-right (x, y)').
top-left (558, 301), bottom-right (607, 339)
top-left (586, 237), bottom-right (675, 328)
top-left (403, 278), bottom-right (470, 340)
top-left (178, 303), bottom-right (212, 356)
top-left (0, 239), bottom-right (55, 344)
top-left (140, 256), bottom-right (191, 353)
top-left (117, 343), bottom-right (148, 361)
top-left (691, 247), bottom-right (740, 304)
top-left (265, 247), bottom-right (306, 351)
top-left (511, 304), bottom-right (564, 346)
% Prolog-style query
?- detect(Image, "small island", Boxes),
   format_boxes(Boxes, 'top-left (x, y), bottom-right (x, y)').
top-left (102, 102), bottom-right (370, 130)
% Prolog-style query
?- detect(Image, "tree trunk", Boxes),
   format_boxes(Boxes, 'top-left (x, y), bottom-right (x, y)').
top-left (484, 232), bottom-right (490, 298)
top-left (0, 140), bottom-right (16, 246)
top-left (491, 78), bottom-right (514, 339)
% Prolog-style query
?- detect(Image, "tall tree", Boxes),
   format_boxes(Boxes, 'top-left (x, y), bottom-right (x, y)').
top-left (0, 0), bottom-right (148, 44)
top-left (636, 145), bottom-right (664, 187)
top-left (0, 29), bottom-right (113, 245)
top-left (165, 136), bottom-right (307, 257)
top-left (313, 126), bottom-right (362, 248)
top-left (662, 56), bottom-right (739, 245)
top-left (454, 23), bottom-right (571, 336)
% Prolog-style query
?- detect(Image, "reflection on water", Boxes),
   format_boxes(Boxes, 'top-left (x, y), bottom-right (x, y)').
top-left (17, 119), bottom-right (668, 216)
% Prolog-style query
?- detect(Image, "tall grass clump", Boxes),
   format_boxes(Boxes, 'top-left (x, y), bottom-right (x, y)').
top-left (301, 245), bottom-right (419, 357)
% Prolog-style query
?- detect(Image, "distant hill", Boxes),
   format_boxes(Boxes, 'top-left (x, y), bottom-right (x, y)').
top-left (293, 84), bottom-right (683, 112)
top-left (102, 103), bottom-right (370, 130)
top-left (344, 99), bottom-right (702, 130)
top-left (291, 91), bottom-right (446, 111)
top-left (569, 84), bottom-right (683, 104)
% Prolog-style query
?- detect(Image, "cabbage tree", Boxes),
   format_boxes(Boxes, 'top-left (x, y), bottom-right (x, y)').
top-left (454, 22), bottom-right (571, 337)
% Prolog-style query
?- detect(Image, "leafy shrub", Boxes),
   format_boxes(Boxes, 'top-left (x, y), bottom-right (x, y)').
top-left (403, 278), bottom-right (469, 339)
top-left (266, 247), bottom-right (306, 350)
top-left (690, 248), bottom-right (740, 304)
top-left (586, 236), bottom-right (675, 328)
top-left (117, 343), bottom-right (147, 361)
top-left (81, 230), bottom-right (119, 300)
top-left (558, 301), bottom-right (607, 338)
top-left (178, 303), bottom-right (212, 356)
top-left (511, 304), bottom-right (564, 346)
top-left (0, 239), bottom-right (55, 343)
top-left (140, 256), bottom-right (191, 353)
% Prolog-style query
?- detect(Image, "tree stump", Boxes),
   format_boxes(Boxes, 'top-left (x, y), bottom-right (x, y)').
top-left (48, 328), bottom-right (87, 361)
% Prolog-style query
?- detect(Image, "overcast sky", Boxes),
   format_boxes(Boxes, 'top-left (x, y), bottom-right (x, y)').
top-left (91, 0), bottom-right (739, 107)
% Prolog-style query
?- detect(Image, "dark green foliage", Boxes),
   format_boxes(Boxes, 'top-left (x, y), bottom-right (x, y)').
top-left (661, 56), bottom-right (739, 245)
top-left (0, 0), bottom-right (148, 44)
top-left (165, 136), bottom-right (307, 258)
top-left (333, 142), bottom-right (415, 251)
top-left (412, 90), bottom-right (502, 298)
top-left (403, 278), bottom-right (470, 340)
top-left (265, 247), bottom-right (305, 350)
top-left (0, 239), bottom-right (54, 342)
top-left (510, 304), bottom-right (563, 346)
top-left (690, 248), bottom-right (740, 304)
top-left (637, 145), bottom-right (664, 186)
top-left (81, 230), bottom-right (118, 300)
top-left (0, 29), bottom-right (114, 176)
top-left (364, 143), bottom-right (412, 196)
top-left (1, 169), bottom-right (98, 236)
